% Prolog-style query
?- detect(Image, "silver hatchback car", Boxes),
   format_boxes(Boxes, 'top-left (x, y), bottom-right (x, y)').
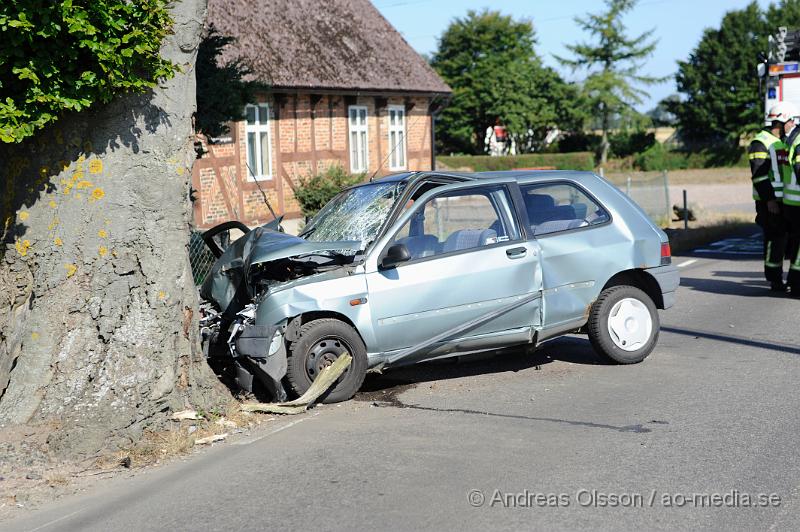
top-left (199, 171), bottom-right (679, 403)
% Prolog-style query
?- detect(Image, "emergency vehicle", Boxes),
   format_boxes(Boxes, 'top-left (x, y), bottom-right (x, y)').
top-left (762, 27), bottom-right (800, 120)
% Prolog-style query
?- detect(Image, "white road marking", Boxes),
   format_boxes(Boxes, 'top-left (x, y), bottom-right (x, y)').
top-left (677, 259), bottom-right (698, 268)
top-left (233, 412), bottom-right (319, 446)
top-left (26, 508), bottom-right (85, 531)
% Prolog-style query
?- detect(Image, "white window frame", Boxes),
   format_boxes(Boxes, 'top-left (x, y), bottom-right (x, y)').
top-left (387, 105), bottom-right (407, 171)
top-left (348, 105), bottom-right (369, 173)
top-left (244, 103), bottom-right (273, 181)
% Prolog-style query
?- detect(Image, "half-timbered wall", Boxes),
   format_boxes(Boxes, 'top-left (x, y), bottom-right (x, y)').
top-left (192, 93), bottom-right (433, 229)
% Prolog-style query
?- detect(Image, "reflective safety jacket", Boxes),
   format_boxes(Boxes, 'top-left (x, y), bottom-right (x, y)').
top-left (749, 130), bottom-right (790, 201)
top-left (786, 130), bottom-right (800, 206)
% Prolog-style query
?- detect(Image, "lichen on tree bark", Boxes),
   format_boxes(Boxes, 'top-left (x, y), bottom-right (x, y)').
top-left (0, 0), bottom-right (230, 457)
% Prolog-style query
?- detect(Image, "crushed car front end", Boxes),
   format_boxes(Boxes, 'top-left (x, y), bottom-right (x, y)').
top-left (197, 178), bottom-right (410, 401)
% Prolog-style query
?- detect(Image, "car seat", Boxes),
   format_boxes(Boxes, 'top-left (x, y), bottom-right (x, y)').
top-left (442, 229), bottom-right (497, 253)
top-left (396, 235), bottom-right (439, 259)
top-left (551, 205), bottom-right (576, 220)
top-left (533, 219), bottom-right (585, 235)
top-left (525, 194), bottom-right (556, 225)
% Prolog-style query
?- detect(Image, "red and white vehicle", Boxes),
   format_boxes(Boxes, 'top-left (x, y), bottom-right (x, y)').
top-left (762, 27), bottom-right (800, 121)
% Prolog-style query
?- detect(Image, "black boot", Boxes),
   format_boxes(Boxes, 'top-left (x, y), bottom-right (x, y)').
top-left (771, 281), bottom-right (787, 292)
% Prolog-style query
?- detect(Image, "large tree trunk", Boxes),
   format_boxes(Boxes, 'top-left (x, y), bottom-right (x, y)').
top-left (0, 0), bottom-right (229, 457)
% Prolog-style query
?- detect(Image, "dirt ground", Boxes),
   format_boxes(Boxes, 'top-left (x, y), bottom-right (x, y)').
top-left (0, 408), bottom-right (281, 521)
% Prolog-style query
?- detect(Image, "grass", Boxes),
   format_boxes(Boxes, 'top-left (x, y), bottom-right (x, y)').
top-left (439, 152), bottom-right (595, 172)
top-left (605, 167), bottom-right (751, 186)
top-left (111, 399), bottom-right (271, 468)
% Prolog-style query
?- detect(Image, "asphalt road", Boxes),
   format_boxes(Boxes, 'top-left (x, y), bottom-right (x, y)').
top-left (6, 236), bottom-right (800, 531)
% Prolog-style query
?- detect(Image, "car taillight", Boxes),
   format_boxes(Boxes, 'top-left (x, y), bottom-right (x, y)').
top-left (661, 242), bottom-right (671, 265)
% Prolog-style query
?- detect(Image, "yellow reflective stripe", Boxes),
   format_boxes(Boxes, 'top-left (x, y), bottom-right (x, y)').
top-left (749, 152), bottom-right (769, 159)
top-left (753, 176), bottom-right (771, 183)
top-left (765, 242), bottom-right (781, 269)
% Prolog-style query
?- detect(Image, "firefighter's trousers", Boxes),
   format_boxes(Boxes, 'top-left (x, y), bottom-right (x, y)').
top-left (784, 204), bottom-right (800, 289)
top-left (755, 200), bottom-right (788, 285)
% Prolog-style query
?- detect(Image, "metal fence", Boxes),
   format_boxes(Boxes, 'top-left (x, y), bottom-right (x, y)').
top-left (189, 230), bottom-right (216, 286)
top-left (613, 171), bottom-right (671, 224)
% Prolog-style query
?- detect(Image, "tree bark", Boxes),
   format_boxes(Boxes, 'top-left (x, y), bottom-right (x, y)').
top-left (0, 0), bottom-right (229, 457)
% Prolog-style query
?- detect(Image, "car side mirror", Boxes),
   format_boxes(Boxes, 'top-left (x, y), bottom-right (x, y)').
top-left (380, 243), bottom-right (411, 269)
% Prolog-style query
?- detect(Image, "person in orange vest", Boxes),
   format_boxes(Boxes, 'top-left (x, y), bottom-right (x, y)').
top-left (749, 102), bottom-right (797, 291)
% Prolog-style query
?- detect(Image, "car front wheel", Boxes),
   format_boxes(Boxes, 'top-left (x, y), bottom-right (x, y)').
top-left (286, 318), bottom-right (368, 403)
top-left (587, 285), bottom-right (659, 364)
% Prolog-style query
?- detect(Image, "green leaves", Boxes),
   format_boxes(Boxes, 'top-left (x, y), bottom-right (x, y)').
top-left (0, 0), bottom-right (177, 143)
top-left (294, 166), bottom-right (364, 219)
top-left (558, 0), bottom-right (663, 162)
top-left (430, 9), bottom-right (581, 154)
top-left (671, 0), bottom-right (800, 146)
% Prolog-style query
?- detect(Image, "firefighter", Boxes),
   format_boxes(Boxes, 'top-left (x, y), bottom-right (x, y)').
top-left (750, 102), bottom-right (797, 291)
top-left (785, 110), bottom-right (800, 295)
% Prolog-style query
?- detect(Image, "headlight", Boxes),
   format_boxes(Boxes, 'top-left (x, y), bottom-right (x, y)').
top-left (268, 330), bottom-right (283, 356)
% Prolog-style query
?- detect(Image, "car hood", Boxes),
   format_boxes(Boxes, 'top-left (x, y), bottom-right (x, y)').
top-left (200, 226), bottom-right (361, 317)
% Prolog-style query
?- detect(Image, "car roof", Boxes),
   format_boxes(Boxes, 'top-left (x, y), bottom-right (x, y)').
top-left (370, 169), bottom-right (598, 184)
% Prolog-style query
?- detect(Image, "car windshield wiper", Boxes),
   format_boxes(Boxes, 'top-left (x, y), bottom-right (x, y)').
top-left (298, 226), bottom-right (316, 239)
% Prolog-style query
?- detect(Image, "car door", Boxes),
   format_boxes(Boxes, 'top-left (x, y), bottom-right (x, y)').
top-left (364, 180), bottom-right (543, 357)
top-left (520, 181), bottom-right (621, 330)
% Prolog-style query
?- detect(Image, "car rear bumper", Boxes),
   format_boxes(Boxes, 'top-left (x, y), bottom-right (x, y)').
top-left (647, 264), bottom-right (680, 309)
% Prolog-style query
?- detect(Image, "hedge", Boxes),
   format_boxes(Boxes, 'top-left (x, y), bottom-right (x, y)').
top-left (634, 144), bottom-right (747, 171)
top-left (294, 165), bottom-right (364, 218)
top-left (440, 152), bottom-right (595, 172)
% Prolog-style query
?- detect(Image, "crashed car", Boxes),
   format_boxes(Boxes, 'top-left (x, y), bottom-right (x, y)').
top-left (199, 171), bottom-right (679, 403)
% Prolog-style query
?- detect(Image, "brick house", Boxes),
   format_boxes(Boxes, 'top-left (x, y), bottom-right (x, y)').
top-left (192, 0), bottom-right (451, 228)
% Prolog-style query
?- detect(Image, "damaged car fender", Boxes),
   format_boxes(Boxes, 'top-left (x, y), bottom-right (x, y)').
top-left (251, 268), bottom-right (377, 358)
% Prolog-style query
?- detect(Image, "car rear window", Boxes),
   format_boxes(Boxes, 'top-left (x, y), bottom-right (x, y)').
top-left (520, 183), bottom-right (610, 236)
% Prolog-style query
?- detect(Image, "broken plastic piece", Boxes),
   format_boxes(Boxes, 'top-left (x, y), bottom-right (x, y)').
top-left (241, 353), bottom-right (352, 414)
top-left (194, 433), bottom-right (228, 445)
top-left (171, 409), bottom-right (203, 421)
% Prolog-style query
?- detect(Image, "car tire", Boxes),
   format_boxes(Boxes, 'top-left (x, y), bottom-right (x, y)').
top-left (286, 318), bottom-right (368, 403)
top-left (587, 285), bottom-right (659, 364)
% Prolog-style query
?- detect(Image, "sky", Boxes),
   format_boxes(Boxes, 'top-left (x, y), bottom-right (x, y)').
top-left (373, 0), bottom-right (775, 112)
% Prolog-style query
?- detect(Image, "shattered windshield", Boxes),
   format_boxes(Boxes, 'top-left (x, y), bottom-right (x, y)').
top-left (301, 182), bottom-right (406, 246)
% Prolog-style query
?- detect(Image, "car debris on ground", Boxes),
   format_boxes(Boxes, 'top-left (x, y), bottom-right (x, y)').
top-left (241, 354), bottom-right (352, 415)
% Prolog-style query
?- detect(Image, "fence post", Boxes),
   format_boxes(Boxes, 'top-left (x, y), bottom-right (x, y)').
top-left (662, 170), bottom-right (670, 220)
top-left (626, 176), bottom-right (632, 196)
top-left (683, 189), bottom-right (689, 230)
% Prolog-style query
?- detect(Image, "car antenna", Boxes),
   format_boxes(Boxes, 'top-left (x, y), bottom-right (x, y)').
top-left (245, 161), bottom-right (279, 221)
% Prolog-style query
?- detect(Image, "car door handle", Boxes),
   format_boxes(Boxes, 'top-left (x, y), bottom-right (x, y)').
top-left (506, 246), bottom-right (527, 259)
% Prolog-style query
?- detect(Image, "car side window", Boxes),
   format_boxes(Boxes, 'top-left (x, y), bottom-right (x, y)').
top-left (520, 183), bottom-right (610, 236)
top-left (391, 186), bottom-right (520, 260)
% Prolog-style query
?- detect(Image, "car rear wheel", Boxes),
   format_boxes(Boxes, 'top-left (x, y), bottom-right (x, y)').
top-left (286, 318), bottom-right (368, 403)
top-left (587, 285), bottom-right (659, 364)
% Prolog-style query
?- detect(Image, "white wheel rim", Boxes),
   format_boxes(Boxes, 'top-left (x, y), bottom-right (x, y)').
top-left (606, 297), bottom-right (653, 352)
